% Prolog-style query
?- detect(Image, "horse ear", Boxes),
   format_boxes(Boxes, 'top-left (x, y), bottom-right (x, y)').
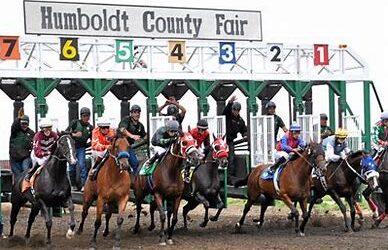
top-left (222, 134), bottom-right (226, 140)
top-left (213, 133), bottom-right (216, 140)
top-left (188, 125), bottom-right (191, 131)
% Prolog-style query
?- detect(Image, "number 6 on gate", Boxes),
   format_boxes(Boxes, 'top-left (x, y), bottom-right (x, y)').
top-left (60, 37), bottom-right (79, 61)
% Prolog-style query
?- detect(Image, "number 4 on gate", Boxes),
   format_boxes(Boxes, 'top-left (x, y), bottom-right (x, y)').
top-left (168, 41), bottom-right (186, 63)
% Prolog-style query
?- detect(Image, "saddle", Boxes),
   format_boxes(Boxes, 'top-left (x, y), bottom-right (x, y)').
top-left (139, 161), bottom-right (158, 176)
top-left (21, 166), bottom-right (44, 193)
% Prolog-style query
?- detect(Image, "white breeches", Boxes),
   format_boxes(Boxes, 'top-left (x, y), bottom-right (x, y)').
top-left (274, 151), bottom-right (289, 161)
top-left (31, 151), bottom-right (50, 166)
top-left (150, 146), bottom-right (166, 157)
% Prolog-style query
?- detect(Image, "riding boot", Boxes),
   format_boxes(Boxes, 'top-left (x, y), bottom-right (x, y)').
top-left (90, 156), bottom-right (108, 181)
top-left (269, 156), bottom-right (286, 174)
top-left (145, 153), bottom-right (159, 167)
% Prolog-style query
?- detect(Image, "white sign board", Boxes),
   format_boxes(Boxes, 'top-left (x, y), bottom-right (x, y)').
top-left (24, 1), bottom-right (263, 41)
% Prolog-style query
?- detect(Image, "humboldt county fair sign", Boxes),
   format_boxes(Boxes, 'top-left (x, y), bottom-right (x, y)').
top-left (23, 1), bottom-right (262, 41)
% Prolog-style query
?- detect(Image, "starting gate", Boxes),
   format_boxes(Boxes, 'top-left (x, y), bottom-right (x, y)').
top-left (250, 115), bottom-right (275, 165)
top-left (202, 115), bottom-right (226, 139)
top-left (148, 114), bottom-right (174, 140)
top-left (296, 115), bottom-right (321, 143)
top-left (342, 115), bottom-right (363, 151)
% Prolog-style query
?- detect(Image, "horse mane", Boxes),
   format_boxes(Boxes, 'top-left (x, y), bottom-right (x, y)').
top-left (348, 150), bottom-right (367, 160)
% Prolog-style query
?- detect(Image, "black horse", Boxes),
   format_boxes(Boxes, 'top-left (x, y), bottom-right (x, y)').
top-left (9, 134), bottom-right (77, 248)
top-left (182, 135), bottom-right (229, 228)
top-left (300, 150), bottom-right (379, 233)
top-left (372, 148), bottom-right (388, 227)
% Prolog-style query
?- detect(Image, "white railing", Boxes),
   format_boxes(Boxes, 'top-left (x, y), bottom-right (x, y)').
top-left (250, 115), bottom-right (275, 165)
top-left (296, 114), bottom-right (321, 143)
top-left (342, 115), bottom-right (363, 151)
top-left (202, 115), bottom-right (226, 140)
top-left (148, 115), bottom-right (173, 139)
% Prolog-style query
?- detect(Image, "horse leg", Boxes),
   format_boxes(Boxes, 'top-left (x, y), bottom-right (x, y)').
top-left (195, 192), bottom-right (210, 208)
top-left (279, 194), bottom-right (299, 233)
top-left (25, 204), bottom-right (40, 239)
top-left (299, 195), bottom-right (318, 236)
top-left (37, 199), bottom-right (53, 248)
top-left (90, 197), bottom-right (103, 250)
top-left (133, 199), bottom-right (142, 234)
top-left (77, 198), bottom-right (93, 235)
top-left (346, 196), bottom-right (357, 231)
top-left (257, 198), bottom-right (272, 229)
top-left (209, 194), bottom-right (224, 222)
top-left (65, 196), bottom-right (76, 239)
top-left (114, 195), bottom-right (129, 249)
top-left (329, 191), bottom-right (350, 232)
top-left (148, 200), bottom-right (157, 231)
top-left (235, 198), bottom-right (254, 231)
top-left (9, 200), bottom-right (23, 237)
top-left (167, 197), bottom-right (181, 245)
top-left (103, 208), bottom-right (112, 237)
top-left (154, 193), bottom-right (167, 245)
top-left (200, 205), bottom-right (209, 228)
top-left (182, 200), bottom-right (199, 229)
top-left (298, 199), bottom-right (309, 236)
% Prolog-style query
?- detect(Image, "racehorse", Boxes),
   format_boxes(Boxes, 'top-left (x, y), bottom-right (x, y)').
top-left (234, 142), bottom-right (326, 236)
top-left (182, 135), bottom-right (229, 228)
top-left (372, 148), bottom-right (388, 227)
top-left (85, 131), bottom-right (131, 250)
top-left (132, 132), bottom-right (200, 245)
top-left (9, 134), bottom-right (77, 248)
top-left (300, 150), bottom-right (380, 233)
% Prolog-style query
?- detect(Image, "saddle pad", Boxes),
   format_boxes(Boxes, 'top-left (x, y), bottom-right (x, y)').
top-left (260, 165), bottom-right (284, 181)
top-left (139, 161), bottom-right (158, 176)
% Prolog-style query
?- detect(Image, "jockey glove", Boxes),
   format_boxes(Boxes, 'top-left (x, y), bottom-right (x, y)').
top-left (160, 138), bottom-right (171, 145)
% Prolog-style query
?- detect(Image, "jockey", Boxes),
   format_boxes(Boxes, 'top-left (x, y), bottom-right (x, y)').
top-left (322, 128), bottom-right (351, 163)
top-left (22, 118), bottom-right (59, 190)
top-left (89, 117), bottom-right (115, 180)
top-left (145, 119), bottom-right (182, 167)
top-left (269, 123), bottom-right (306, 173)
top-left (371, 112), bottom-right (388, 159)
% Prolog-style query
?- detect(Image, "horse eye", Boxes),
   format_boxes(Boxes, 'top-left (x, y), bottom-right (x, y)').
top-left (214, 145), bottom-right (220, 151)
top-left (181, 141), bottom-right (188, 146)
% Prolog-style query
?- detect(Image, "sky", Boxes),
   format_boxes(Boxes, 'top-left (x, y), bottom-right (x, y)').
top-left (0, 0), bottom-right (387, 159)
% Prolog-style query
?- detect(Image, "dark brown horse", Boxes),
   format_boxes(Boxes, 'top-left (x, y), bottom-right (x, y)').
top-left (133, 132), bottom-right (200, 245)
top-left (301, 150), bottom-right (380, 233)
top-left (182, 135), bottom-right (229, 228)
top-left (85, 132), bottom-right (131, 250)
top-left (372, 148), bottom-right (388, 227)
top-left (235, 142), bottom-right (326, 236)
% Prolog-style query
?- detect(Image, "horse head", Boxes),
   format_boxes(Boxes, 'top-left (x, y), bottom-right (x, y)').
top-left (177, 132), bottom-right (200, 166)
top-left (304, 141), bottom-right (326, 173)
top-left (54, 134), bottom-right (77, 165)
top-left (211, 134), bottom-right (229, 168)
top-left (359, 153), bottom-right (381, 192)
top-left (111, 131), bottom-right (131, 172)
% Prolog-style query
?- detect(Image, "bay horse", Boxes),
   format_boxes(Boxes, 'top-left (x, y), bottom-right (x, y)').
top-left (132, 132), bottom-right (200, 245)
top-left (9, 134), bottom-right (77, 248)
top-left (234, 142), bottom-right (326, 236)
top-left (86, 131), bottom-right (131, 250)
top-left (372, 147), bottom-right (388, 227)
top-left (300, 150), bottom-right (380, 233)
top-left (182, 135), bottom-right (229, 228)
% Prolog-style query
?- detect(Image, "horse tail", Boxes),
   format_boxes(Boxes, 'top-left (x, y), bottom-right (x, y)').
top-left (233, 175), bottom-right (249, 188)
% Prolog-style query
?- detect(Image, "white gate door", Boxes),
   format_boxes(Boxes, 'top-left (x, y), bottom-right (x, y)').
top-left (202, 115), bottom-right (226, 139)
top-left (296, 115), bottom-right (321, 143)
top-left (342, 115), bottom-right (363, 151)
top-left (250, 115), bottom-right (275, 165)
top-left (149, 115), bottom-right (173, 138)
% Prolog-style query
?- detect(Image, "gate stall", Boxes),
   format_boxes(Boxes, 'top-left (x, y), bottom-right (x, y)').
top-left (296, 115), bottom-right (321, 143)
top-left (250, 115), bottom-right (275, 165)
top-left (342, 115), bottom-right (363, 151)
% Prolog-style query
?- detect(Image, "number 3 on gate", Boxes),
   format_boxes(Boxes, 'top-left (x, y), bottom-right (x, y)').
top-left (168, 41), bottom-right (186, 63)
top-left (219, 42), bottom-right (236, 64)
top-left (60, 37), bottom-right (79, 61)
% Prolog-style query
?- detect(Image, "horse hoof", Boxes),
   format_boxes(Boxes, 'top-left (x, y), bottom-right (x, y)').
top-left (199, 221), bottom-right (208, 228)
top-left (299, 232), bottom-right (305, 237)
top-left (76, 230), bottom-right (82, 235)
top-left (235, 222), bottom-right (241, 229)
top-left (159, 242), bottom-right (167, 246)
top-left (167, 239), bottom-right (174, 245)
top-left (132, 227), bottom-right (139, 234)
top-left (66, 229), bottom-right (75, 239)
top-left (103, 230), bottom-right (109, 237)
top-left (256, 222), bottom-right (263, 229)
top-left (209, 216), bottom-right (217, 222)
top-left (112, 246), bottom-right (120, 250)
top-left (148, 224), bottom-right (155, 231)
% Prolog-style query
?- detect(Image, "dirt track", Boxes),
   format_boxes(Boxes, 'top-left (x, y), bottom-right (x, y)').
top-left (0, 202), bottom-right (387, 249)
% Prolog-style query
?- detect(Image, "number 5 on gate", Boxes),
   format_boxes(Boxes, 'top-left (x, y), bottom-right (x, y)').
top-left (115, 40), bottom-right (134, 63)
top-left (0, 36), bottom-right (20, 60)
top-left (168, 41), bottom-right (186, 63)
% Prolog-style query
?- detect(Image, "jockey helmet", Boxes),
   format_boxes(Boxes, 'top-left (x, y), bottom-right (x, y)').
top-left (20, 115), bottom-right (29, 124)
top-left (381, 112), bottom-right (388, 120)
top-left (166, 120), bottom-right (179, 132)
top-left (80, 107), bottom-right (91, 116)
top-left (335, 128), bottom-right (348, 139)
top-left (130, 104), bottom-right (141, 113)
top-left (232, 102), bottom-right (241, 111)
top-left (167, 105), bottom-right (179, 115)
top-left (96, 117), bottom-right (111, 127)
top-left (320, 113), bottom-right (328, 120)
top-left (289, 122), bottom-right (302, 132)
top-left (197, 119), bottom-right (208, 130)
top-left (265, 101), bottom-right (276, 109)
top-left (39, 118), bottom-right (53, 128)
